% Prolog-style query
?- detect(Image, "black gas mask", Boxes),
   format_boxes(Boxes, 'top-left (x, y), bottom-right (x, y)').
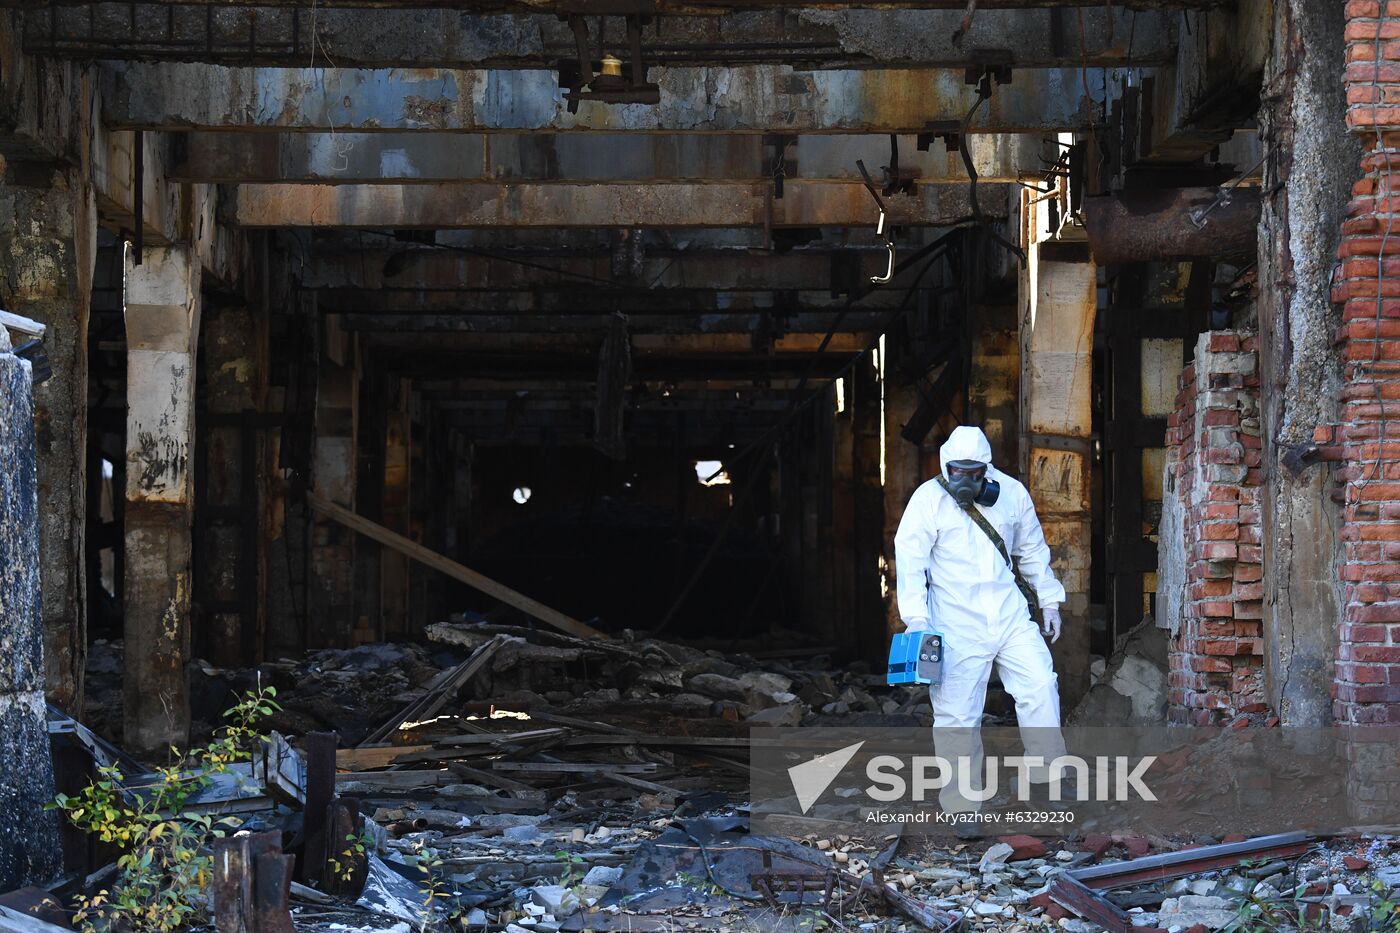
top-left (945, 459), bottom-right (1000, 507)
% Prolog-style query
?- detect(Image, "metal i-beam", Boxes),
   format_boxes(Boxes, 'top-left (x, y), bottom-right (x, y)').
top-left (25, 7), bottom-right (1174, 69)
top-left (375, 351), bottom-right (856, 380)
top-left (101, 62), bottom-right (1109, 133)
top-left (304, 248), bottom-right (885, 290)
top-left (316, 288), bottom-right (909, 314)
top-left (235, 180), bottom-right (1008, 228)
top-left (10, 0), bottom-right (1225, 9)
top-left (338, 311), bottom-right (894, 333)
top-left (173, 132), bottom-right (1044, 184)
top-left (359, 331), bottom-right (870, 354)
top-left (316, 287), bottom-right (910, 314)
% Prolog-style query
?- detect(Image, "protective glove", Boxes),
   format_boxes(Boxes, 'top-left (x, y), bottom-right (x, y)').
top-left (903, 617), bottom-right (932, 634)
top-left (1041, 606), bottom-right (1062, 644)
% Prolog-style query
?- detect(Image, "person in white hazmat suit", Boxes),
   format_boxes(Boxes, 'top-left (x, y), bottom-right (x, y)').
top-left (893, 425), bottom-right (1067, 829)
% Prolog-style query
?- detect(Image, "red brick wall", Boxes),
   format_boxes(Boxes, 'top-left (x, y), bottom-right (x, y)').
top-left (1164, 331), bottom-right (1266, 725)
top-left (1327, 0), bottom-right (1400, 723)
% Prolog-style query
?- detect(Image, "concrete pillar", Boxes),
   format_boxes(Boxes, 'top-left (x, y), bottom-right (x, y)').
top-left (197, 303), bottom-right (267, 666)
top-left (1019, 246), bottom-right (1095, 713)
top-left (450, 435), bottom-right (474, 560)
top-left (883, 376), bottom-right (923, 638)
top-left (1256, 0), bottom-right (1354, 725)
top-left (353, 366), bottom-right (385, 642)
top-left (0, 325), bottom-right (63, 890)
top-left (0, 175), bottom-right (97, 713)
top-left (310, 350), bottom-right (358, 646)
top-left (852, 351), bottom-right (886, 662)
top-left (123, 246), bottom-right (201, 752)
top-left (381, 379), bottom-right (411, 638)
top-left (830, 379), bottom-right (856, 652)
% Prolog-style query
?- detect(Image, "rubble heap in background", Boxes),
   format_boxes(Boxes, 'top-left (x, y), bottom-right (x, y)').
top-left (18, 623), bottom-right (1400, 932)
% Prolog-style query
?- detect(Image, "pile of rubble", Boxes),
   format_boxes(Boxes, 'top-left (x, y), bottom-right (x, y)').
top-left (15, 623), bottom-right (1399, 933)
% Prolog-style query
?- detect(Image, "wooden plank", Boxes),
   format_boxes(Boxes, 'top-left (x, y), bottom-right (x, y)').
top-left (594, 771), bottom-right (682, 799)
top-left (0, 905), bottom-right (73, 933)
top-left (334, 769), bottom-right (452, 789)
top-left (448, 764), bottom-right (546, 798)
top-left (358, 634), bottom-right (508, 746)
top-left (526, 710), bottom-right (630, 735)
top-left (308, 492), bottom-right (603, 639)
top-left (491, 761), bottom-right (658, 774)
top-left (434, 728), bottom-right (569, 747)
top-left (0, 310), bottom-right (45, 338)
top-left (561, 734), bottom-right (752, 749)
top-left (335, 745), bottom-right (433, 770)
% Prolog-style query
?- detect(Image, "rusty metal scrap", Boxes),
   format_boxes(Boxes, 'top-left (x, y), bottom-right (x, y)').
top-left (1048, 831), bottom-right (1315, 933)
top-left (1082, 187), bottom-right (1263, 263)
top-left (212, 831), bottom-right (296, 933)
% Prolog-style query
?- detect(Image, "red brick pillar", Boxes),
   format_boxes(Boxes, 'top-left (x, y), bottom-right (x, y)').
top-left (1326, 0), bottom-right (1400, 723)
top-left (1165, 331), bottom-right (1266, 725)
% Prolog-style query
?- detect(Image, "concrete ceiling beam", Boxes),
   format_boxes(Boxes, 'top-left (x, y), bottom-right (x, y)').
top-left (235, 179), bottom-right (1009, 227)
top-left (171, 131), bottom-right (1049, 184)
top-left (26, 7), bottom-right (1173, 69)
top-left (100, 61), bottom-right (1114, 133)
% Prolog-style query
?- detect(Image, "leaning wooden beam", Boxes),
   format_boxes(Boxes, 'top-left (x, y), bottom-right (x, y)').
top-left (357, 635), bottom-right (510, 747)
top-left (308, 492), bottom-right (602, 639)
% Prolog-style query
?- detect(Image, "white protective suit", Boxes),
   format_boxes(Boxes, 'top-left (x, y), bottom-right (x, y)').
top-left (893, 426), bottom-right (1067, 809)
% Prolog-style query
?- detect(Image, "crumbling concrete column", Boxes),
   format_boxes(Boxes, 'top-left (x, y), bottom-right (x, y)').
top-left (1019, 248), bottom-right (1095, 713)
top-left (123, 246), bottom-right (201, 751)
top-left (309, 338), bottom-right (358, 647)
top-left (0, 325), bottom-right (63, 890)
top-left (197, 302), bottom-right (268, 666)
top-left (1256, 0), bottom-right (1356, 724)
top-left (0, 175), bottom-right (97, 713)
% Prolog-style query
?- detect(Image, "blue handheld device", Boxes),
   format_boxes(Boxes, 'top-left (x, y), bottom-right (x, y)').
top-left (886, 631), bottom-right (942, 686)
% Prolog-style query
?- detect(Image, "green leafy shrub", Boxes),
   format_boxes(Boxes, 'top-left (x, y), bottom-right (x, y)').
top-left (49, 685), bottom-right (282, 933)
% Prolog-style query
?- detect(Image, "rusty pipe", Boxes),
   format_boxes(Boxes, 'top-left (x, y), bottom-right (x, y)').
top-left (1082, 187), bottom-right (1261, 265)
top-left (386, 818), bottom-right (429, 837)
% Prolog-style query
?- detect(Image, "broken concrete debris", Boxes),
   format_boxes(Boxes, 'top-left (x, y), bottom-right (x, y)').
top-left (16, 620), bottom-right (1400, 932)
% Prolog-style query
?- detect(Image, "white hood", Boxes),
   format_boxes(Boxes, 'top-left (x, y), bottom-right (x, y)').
top-left (939, 426), bottom-right (994, 481)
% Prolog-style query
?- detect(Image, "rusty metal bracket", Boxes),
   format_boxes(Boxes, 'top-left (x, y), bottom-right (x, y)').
top-left (750, 851), bottom-right (840, 912)
top-left (560, 13), bottom-right (660, 109)
top-left (855, 159), bottom-right (895, 286)
top-left (213, 831), bottom-right (295, 933)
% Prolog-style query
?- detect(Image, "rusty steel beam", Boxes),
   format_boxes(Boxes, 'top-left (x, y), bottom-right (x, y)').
top-left (316, 287), bottom-right (909, 314)
top-left (318, 289), bottom-right (906, 314)
top-left (360, 331), bottom-right (870, 353)
top-left (236, 180), bottom-right (1008, 228)
top-left (1082, 187), bottom-right (1261, 264)
top-left (100, 62), bottom-right (1108, 133)
top-left (26, 6), bottom-right (1175, 69)
top-left (303, 248), bottom-right (889, 290)
top-left (15, 0), bottom-right (1225, 9)
top-left (172, 132), bottom-right (1043, 184)
top-left (339, 311), bottom-right (893, 333)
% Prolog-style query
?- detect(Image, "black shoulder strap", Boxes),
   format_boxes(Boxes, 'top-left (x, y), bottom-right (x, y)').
top-left (935, 475), bottom-right (1042, 621)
